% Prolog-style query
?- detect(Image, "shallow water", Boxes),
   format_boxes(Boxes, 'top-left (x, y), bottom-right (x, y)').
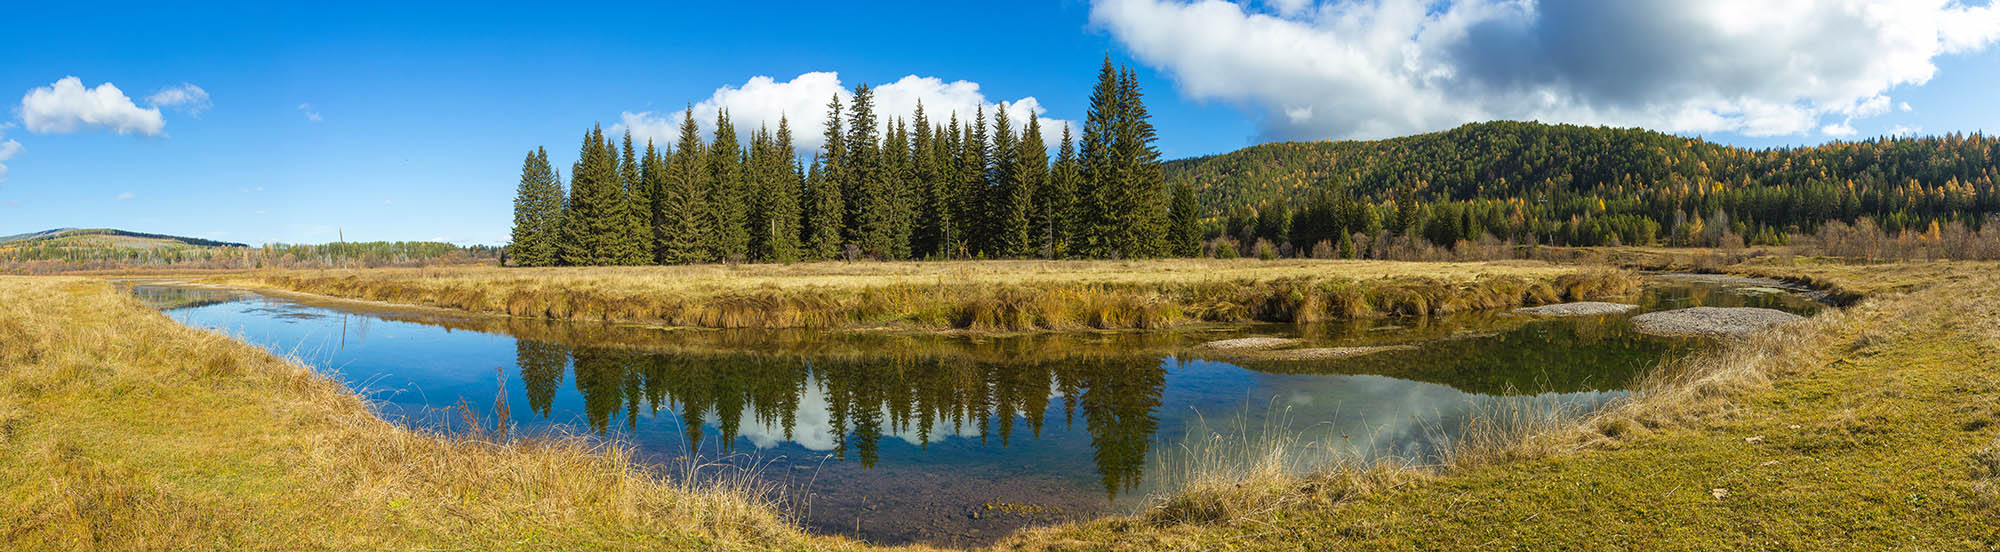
top-left (129, 276), bottom-right (1818, 546)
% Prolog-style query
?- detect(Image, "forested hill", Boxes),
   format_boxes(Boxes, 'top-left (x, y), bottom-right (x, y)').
top-left (0, 228), bottom-right (498, 272)
top-left (1169, 121), bottom-right (2000, 238)
top-left (0, 228), bottom-right (248, 248)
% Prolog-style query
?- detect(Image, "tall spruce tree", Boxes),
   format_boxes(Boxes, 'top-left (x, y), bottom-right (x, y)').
top-left (746, 126), bottom-right (774, 260)
top-left (1001, 113), bottom-right (1045, 257)
top-left (1168, 183), bottom-right (1201, 257)
top-left (1041, 125), bottom-right (1079, 258)
top-left (710, 111), bottom-right (750, 262)
top-left (936, 114), bottom-right (967, 257)
top-left (1115, 67), bottom-right (1168, 257)
top-left (764, 117), bottom-right (804, 262)
top-left (1078, 58), bottom-right (1122, 258)
top-left (510, 146), bottom-right (563, 266)
top-left (911, 103), bottom-right (946, 258)
top-left (847, 84), bottom-right (897, 258)
top-left (661, 109), bottom-right (712, 263)
top-left (884, 117), bottom-right (915, 259)
top-left (988, 106), bottom-right (1018, 257)
top-left (615, 131), bottom-right (652, 265)
top-left (560, 126), bottom-right (623, 265)
top-left (805, 95), bottom-right (847, 260)
top-left (958, 107), bottom-right (989, 256)
top-left (804, 154), bottom-right (844, 260)
top-left (641, 140), bottom-right (669, 263)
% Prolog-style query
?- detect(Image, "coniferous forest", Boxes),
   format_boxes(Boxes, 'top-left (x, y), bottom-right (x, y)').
top-left (515, 69), bottom-right (2000, 265)
top-left (1179, 121), bottom-right (2000, 256)
top-left (511, 60), bottom-right (1185, 266)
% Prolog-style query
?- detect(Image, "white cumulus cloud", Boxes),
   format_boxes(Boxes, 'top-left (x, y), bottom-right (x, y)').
top-left (146, 83), bottom-right (211, 116)
top-left (610, 72), bottom-right (1074, 154)
top-left (298, 103), bottom-right (323, 122)
top-left (1091, 0), bottom-right (2000, 141)
top-left (20, 77), bottom-right (166, 136)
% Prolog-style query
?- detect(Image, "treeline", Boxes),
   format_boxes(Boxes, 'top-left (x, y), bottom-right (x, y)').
top-left (1183, 121), bottom-right (2000, 254)
top-left (0, 240), bottom-right (498, 274)
top-left (510, 59), bottom-right (1201, 266)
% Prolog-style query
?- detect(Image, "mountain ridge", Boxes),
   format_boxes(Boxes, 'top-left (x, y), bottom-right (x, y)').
top-left (0, 228), bottom-right (249, 248)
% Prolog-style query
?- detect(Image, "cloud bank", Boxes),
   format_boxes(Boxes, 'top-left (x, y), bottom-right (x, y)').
top-left (611, 72), bottom-right (1073, 153)
top-left (1092, 0), bottom-right (2000, 141)
top-left (20, 77), bottom-right (167, 136)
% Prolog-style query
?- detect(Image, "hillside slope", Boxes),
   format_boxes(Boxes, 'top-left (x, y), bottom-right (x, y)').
top-left (1169, 121), bottom-right (1999, 219)
top-left (0, 228), bottom-right (247, 248)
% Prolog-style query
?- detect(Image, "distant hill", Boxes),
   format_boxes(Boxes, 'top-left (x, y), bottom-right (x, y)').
top-left (1167, 120), bottom-right (2000, 250)
top-left (1166, 120), bottom-right (1999, 219)
top-left (0, 227), bottom-right (500, 272)
top-left (0, 228), bottom-right (248, 248)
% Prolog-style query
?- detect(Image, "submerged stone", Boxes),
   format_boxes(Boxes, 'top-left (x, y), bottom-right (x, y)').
top-left (1631, 307), bottom-right (1805, 338)
top-left (1251, 345), bottom-right (1417, 361)
top-left (1201, 337), bottom-right (1300, 350)
top-left (1510, 302), bottom-right (1639, 317)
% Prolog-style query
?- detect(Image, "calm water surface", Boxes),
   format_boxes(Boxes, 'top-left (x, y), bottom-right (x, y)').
top-left (130, 276), bottom-right (1819, 546)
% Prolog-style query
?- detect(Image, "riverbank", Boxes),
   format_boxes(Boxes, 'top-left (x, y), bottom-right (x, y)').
top-left (998, 260), bottom-right (2000, 549)
top-left (214, 259), bottom-right (1641, 332)
top-left (13, 259), bottom-right (1996, 549)
top-left (0, 277), bottom-right (864, 550)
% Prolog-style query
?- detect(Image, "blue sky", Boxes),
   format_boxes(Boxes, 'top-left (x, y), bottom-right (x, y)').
top-left (4, 1), bottom-right (1997, 245)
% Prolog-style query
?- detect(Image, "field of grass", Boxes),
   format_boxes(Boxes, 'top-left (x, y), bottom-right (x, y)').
top-left (10, 258), bottom-right (1998, 550)
top-left (998, 260), bottom-right (2000, 549)
top-left (219, 259), bottom-right (1640, 331)
top-left (0, 277), bottom-right (864, 551)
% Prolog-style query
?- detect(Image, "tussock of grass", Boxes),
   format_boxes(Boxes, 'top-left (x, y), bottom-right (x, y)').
top-left (226, 261), bottom-right (1638, 332)
top-left (0, 277), bottom-right (860, 550)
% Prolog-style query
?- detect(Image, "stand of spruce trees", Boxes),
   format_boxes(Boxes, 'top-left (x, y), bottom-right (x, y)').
top-left (510, 60), bottom-right (1196, 266)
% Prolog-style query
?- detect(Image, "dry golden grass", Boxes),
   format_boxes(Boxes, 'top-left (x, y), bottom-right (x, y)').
top-left (0, 276), bottom-right (874, 551)
top-left (998, 260), bottom-right (2000, 550)
top-left (219, 259), bottom-right (1637, 331)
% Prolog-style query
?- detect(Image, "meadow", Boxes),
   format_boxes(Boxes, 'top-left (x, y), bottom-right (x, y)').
top-left (4, 257), bottom-right (1995, 549)
top-left (219, 258), bottom-right (1640, 331)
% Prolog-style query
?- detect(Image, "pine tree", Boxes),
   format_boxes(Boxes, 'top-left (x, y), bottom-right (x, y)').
top-left (661, 109), bottom-right (712, 263)
top-left (1041, 125), bottom-right (1079, 258)
top-left (883, 117), bottom-right (914, 259)
top-left (1168, 183), bottom-right (1201, 257)
top-left (1078, 58), bottom-right (1122, 258)
top-left (746, 126), bottom-right (774, 261)
top-left (560, 126), bottom-right (622, 265)
top-left (847, 84), bottom-right (894, 258)
top-left (765, 117), bottom-right (803, 263)
top-left (641, 140), bottom-right (669, 263)
top-left (1001, 113), bottom-right (1045, 257)
top-left (1115, 67), bottom-right (1167, 257)
top-left (958, 107), bottom-right (989, 257)
top-left (911, 103), bottom-right (947, 258)
top-left (804, 154), bottom-right (844, 260)
top-left (805, 95), bottom-right (847, 260)
top-left (710, 111), bottom-right (749, 262)
top-left (615, 131), bottom-right (652, 265)
top-left (510, 147), bottom-right (563, 266)
top-left (988, 106), bottom-right (1018, 257)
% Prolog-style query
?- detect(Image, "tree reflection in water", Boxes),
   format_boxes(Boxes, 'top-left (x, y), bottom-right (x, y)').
top-left (517, 341), bottom-right (1165, 497)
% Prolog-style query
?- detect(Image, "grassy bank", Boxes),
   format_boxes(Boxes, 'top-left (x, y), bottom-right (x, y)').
top-left (220, 259), bottom-right (1640, 331)
top-left (0, 277), bottom-right (859, 550)
top-left (998, 261), bottom-right (2000, 549)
